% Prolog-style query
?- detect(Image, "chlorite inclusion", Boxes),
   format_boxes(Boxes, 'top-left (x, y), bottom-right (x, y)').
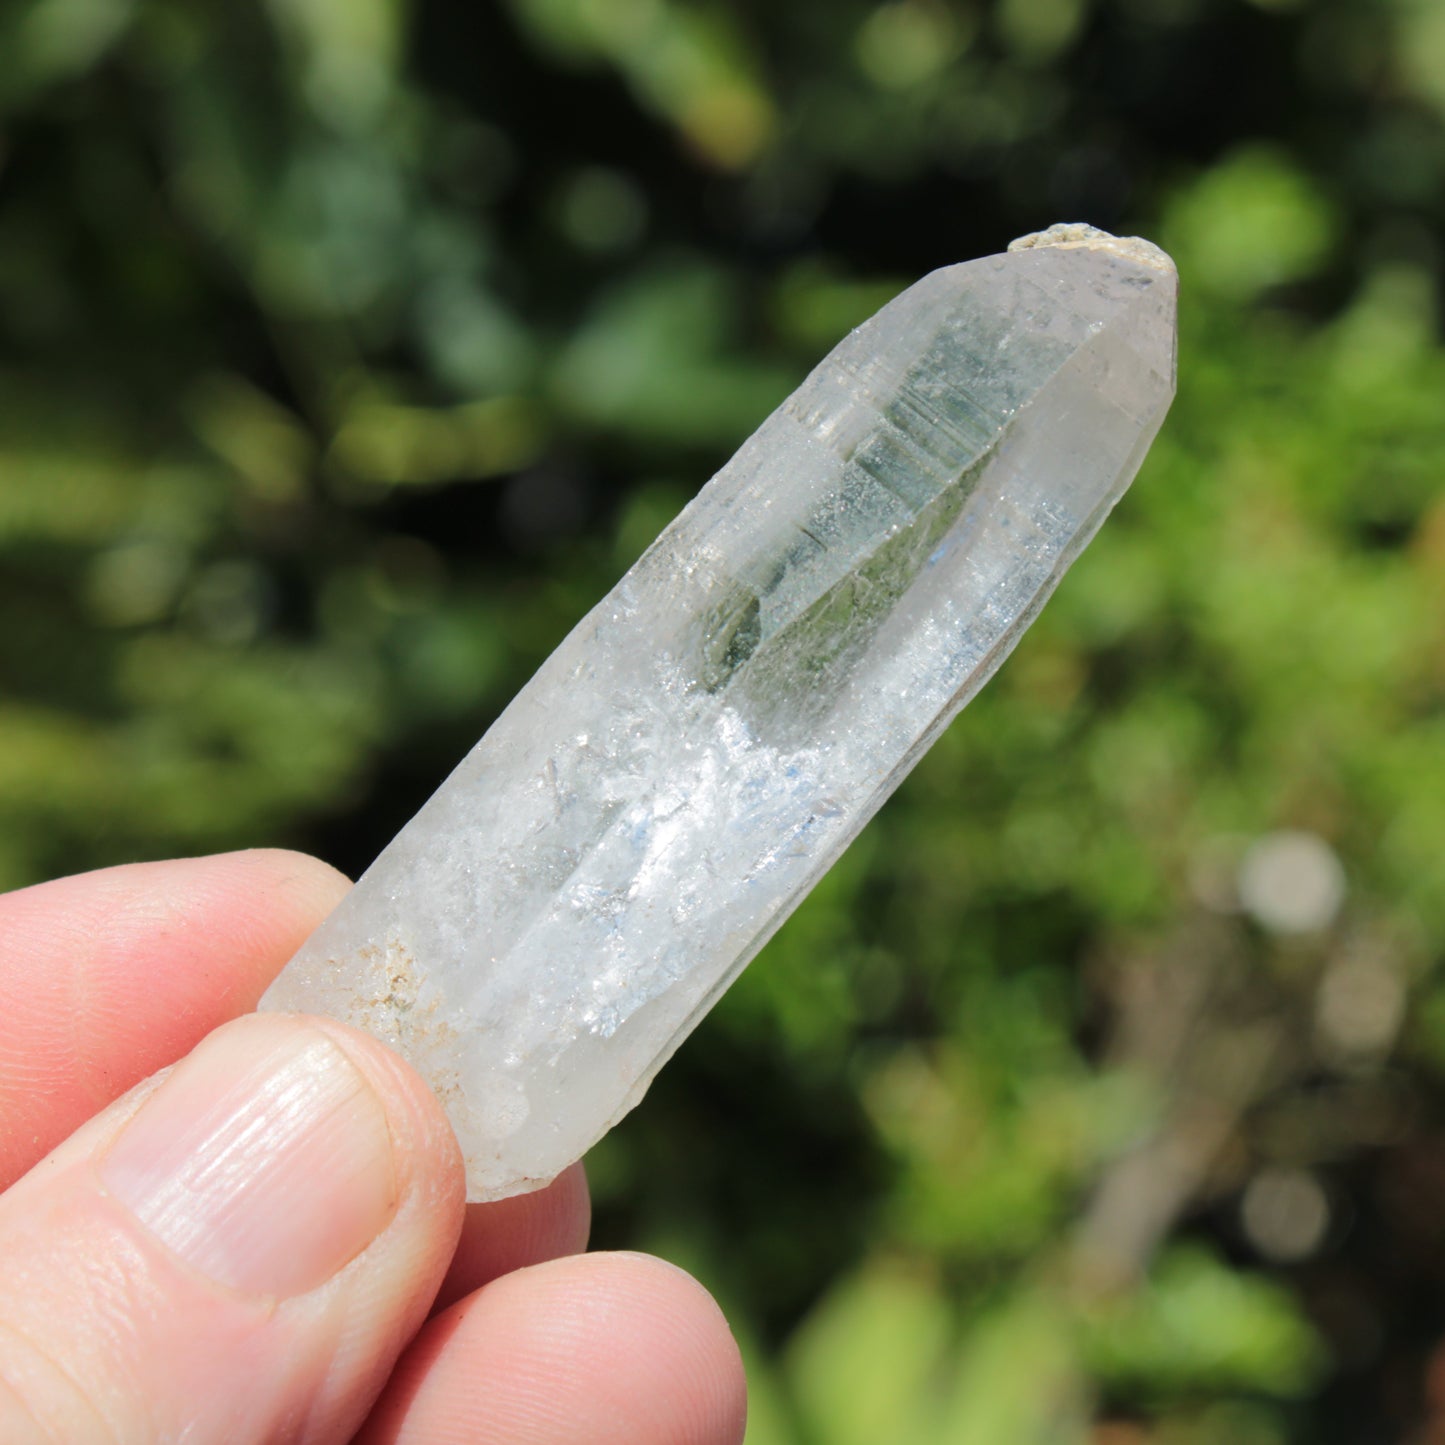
top-left (260, 223), bottom-right (1179, 1200)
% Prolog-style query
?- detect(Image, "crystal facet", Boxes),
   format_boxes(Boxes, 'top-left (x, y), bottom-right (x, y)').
top-left (259, 223), bottom-right (1178, 1199)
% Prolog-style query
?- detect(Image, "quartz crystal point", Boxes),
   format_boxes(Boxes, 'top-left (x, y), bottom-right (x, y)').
top-left (260, 223), bottom-right (1178, 1200)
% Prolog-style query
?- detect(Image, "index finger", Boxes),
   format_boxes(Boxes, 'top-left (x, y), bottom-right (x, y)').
top-left (0, 849), bottom-right (350, 1186)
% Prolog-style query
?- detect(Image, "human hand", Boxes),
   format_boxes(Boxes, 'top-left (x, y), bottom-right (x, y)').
top-left (0, 850), bottom-right (746, 1443)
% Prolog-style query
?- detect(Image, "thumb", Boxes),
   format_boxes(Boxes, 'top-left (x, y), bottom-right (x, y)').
top-left (0, 1013), bottom-right (465, 1444)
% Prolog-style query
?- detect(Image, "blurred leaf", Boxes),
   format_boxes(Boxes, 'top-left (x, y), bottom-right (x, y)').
top-left (1082, 1248), bottom-right (1326, 1396)
top-left (1163, 147), bottom-right (1338, 301)
top-left (786, 1261), bottom-right (952, 1445)
top-left (936, 1293), bottom-right (1088, 1445)
top-left (505, 0), bottom-right (775, 167)
top-left (550, 263), bottom-right (796, 444)
top-left (0, 0), bottom-right (135, 103)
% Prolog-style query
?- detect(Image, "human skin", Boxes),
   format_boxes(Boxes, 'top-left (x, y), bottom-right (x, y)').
top-left (0, 849), bottom-right (747, 1443)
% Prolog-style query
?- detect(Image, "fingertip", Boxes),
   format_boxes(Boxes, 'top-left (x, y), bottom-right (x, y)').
top-left (435, 1162), bottom-right (592, 1312)
top-left (0, 848), bottom-right (351, 1010)
top-left (363, 1250), bottom-right (746, 1445)
top-left (226, 848), bottom-right (353, 919)
top-left (0, 850), bottom-right (353, 1186)
top-left (186, 849), bottom-right (352, 967)
top-left (597, 1252), bottom-right (747, 1445)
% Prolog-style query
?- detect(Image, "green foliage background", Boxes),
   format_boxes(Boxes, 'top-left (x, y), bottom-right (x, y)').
top-left (2, 0), bottom-right (1444, 1439)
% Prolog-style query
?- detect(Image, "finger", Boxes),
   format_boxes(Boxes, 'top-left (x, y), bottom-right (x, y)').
top-left (0, 1012), bottom-right (464, 1445)
top-left (0, 850), bottom-right (349, 1186)
top-left (433, 1163), bottom-right (591, 1314)
top-left (359, 1252), bottom-right (747, 1445)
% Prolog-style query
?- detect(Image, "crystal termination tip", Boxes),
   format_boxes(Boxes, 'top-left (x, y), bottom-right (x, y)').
top-left (1008, 221), bottom-right (1176, 275)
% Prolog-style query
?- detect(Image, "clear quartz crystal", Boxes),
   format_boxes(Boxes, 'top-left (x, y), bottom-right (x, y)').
top-left (260, 223), bottom-right (1179, 1199)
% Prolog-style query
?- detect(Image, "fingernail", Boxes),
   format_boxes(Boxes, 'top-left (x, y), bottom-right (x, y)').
top-left (101, 1020), bottom-right (397, 1297)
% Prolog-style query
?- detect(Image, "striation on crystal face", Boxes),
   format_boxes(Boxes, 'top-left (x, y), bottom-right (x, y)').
top-left (259, 223), bottom-right (1179, 1200)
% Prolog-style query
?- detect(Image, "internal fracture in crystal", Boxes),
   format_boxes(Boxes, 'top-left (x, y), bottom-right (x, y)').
top-left (260, 222), bottom-right (1179, 1200)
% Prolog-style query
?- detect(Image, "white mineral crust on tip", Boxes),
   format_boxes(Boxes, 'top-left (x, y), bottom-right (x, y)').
top-left (259, 225), bottom-right (1179, 1200)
